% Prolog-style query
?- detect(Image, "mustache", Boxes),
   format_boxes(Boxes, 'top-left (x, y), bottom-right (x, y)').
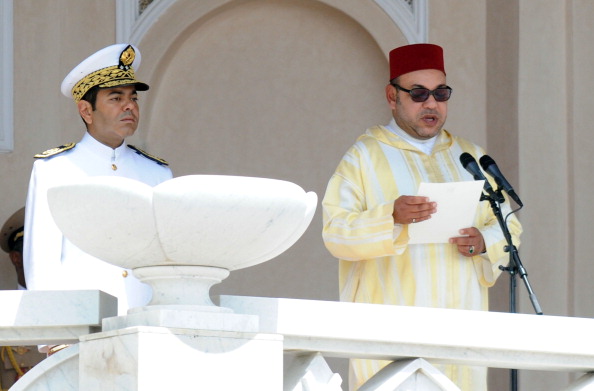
top-left (119, 112), bottom-right (136, 120)
top-left (420, 109), bottom-right (440, 116)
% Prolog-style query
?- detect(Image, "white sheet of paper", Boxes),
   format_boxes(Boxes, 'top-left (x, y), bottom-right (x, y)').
top-left (408, 181), bottom-right (485, 244)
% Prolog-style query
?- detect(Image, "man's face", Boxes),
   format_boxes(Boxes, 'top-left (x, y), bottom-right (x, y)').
top-left (386, 69), bottom-right (448, 140)
top-left (80, 86), bottom-right (140, 148)
top-left (9, 250), bottom-right (23, 271)
top-left (9, 247), bottom-right (25, 288)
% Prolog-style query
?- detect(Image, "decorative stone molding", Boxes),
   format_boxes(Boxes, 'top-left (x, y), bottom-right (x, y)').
top-left (0, 0), bottom-right (13, 153)
top-left (285, 353), bottom-right (343, 391)
top-left (139, 0), bottom-right (154, 14)
top-left (374, 0), bottom-right (428, 44)
top-left (115, 0), bottom-right (428, 46)
top-left (116, 0), bottom-right (177, 44)
top-left (115, 0), bottom-right (139, 44)
top-left (359, 358), bottom-right (460, 391)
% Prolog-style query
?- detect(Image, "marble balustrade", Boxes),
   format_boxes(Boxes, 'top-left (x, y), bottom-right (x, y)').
top-left (2, 291), bottom-right (594, 390)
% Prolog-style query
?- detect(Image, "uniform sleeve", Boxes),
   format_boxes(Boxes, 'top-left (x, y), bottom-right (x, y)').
top-left (156, 163), bottom-right (173, 183)
top-left (322, 149), bottom-right (405, 261)
top-left (163, 166), bottom-right (173, 182)
top-left (23, 161), bottom-right (66, 290)
top-left (153, 163), bottom-right (173, 186)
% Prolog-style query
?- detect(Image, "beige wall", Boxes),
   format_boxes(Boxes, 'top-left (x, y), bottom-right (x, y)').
top-left (135, 0), bottom-right (400, 303)
top-left (516, 1), bottom-right (594, 389)
top-left (0, 0), bottom-right (117, 288)
top-left (1, 1), bottom-right (593, 390)
top-left (430, 0), bottom-right (488, 146)
top-left (571, 0), bottom-right (594, 319)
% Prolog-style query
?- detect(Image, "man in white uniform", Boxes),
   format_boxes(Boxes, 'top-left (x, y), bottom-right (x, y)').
top-left (23, 44), bottom-right (173, 355)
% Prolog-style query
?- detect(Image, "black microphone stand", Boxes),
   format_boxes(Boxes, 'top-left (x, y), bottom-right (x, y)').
top-left (480, 190), bottom-right (542, 391)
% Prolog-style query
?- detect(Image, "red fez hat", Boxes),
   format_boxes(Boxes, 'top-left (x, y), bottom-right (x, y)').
top-left (389, 43), bottom-right (445, 81)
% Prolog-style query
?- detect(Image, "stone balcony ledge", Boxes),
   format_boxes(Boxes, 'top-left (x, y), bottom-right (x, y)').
top-left (0, 290), bottom-right (116, 346)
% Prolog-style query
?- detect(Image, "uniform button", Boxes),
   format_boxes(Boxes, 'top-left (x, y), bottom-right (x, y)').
top-left (112, 164), bottom-right (118, 171)
top-left (122, 270), bottom-right (128, 278)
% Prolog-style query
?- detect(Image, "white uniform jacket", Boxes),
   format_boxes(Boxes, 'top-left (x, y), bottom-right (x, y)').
top-left (23, 132), bottom-right (173, 314)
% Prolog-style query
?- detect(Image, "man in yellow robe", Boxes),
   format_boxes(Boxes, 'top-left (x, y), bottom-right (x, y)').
top-left (322, 43), bottom-right (522, 391)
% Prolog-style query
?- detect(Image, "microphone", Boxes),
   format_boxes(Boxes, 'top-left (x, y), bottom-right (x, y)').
top-left (459, 152), bottom-right (504, 203)
top-left (479, 155), bottom-right (523, 207)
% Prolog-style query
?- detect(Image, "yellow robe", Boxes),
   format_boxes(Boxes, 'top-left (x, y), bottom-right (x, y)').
top-left (322, 125), bottom-right (522, 390)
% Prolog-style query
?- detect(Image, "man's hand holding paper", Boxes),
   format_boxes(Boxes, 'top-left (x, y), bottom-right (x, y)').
top-left (392, 196), bottom-right (437, 225)
top-left (403, 181), bottom-right (486, 257)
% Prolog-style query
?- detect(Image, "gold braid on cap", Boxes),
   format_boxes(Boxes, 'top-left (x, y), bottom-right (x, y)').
top-left (71, 45), bottom-right (139, 102)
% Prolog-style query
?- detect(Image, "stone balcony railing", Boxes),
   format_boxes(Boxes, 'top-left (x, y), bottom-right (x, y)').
top-left (2, 290), bottom-right (594, 390)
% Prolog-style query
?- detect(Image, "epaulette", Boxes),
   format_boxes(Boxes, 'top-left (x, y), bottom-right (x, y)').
top-left (34, 143), bottom-right (76, 159)
top-left (128, 145), bottom-right (169, 166)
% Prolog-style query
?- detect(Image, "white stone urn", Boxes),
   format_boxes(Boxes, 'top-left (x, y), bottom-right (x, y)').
top-left (47, 175), bottom-right (317, 314)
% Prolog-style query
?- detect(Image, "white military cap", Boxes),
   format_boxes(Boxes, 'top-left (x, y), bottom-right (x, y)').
top-left (61, 43), bottom-right (149, 102)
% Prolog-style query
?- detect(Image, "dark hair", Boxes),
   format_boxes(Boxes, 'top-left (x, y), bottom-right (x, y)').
top-left (81, 85), bottom-right (100, 110)
top-left (12, 238), bottom-right (23, 254)
top-left (79, 86), bottom-right (100, 128)
top-left (8, 227), bottom-right (23, 253)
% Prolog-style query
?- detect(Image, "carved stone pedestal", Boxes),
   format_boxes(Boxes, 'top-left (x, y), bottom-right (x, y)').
top-left (79, 324), bottom-right (283, 390)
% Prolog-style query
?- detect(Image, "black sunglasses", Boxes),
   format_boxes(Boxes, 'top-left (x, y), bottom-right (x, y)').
top-left (392, 84), bottom-right (453, 102)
